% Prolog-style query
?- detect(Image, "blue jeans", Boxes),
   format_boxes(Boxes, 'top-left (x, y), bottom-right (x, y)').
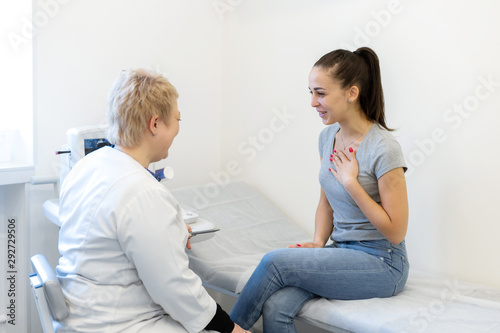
top-left (229, 240), bottom-right (409, 333)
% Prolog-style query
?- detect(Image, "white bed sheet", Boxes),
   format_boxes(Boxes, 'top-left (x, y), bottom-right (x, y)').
top-left (298, 270), bottom-right (500, 332)
top-left (171, 181), bottom-right (310, 294)
top-left (171, 181), bottom-right (500, 332)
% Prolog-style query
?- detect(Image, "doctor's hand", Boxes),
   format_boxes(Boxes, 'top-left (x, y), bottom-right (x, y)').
top-left (232, 323), bottom-right (251, 333)
top-left (287, 242), bottom-right (323, 248)
top-left (186, 225), bottom-right (192, 250)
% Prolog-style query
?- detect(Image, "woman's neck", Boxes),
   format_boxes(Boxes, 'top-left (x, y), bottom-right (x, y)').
top-left (338, 111), bottom-right (372, 138)
top-left (115, 144), bottom-right (151, 168)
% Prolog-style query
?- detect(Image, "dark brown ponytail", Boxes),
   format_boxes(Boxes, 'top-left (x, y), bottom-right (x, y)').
top-left (314, 47), bottom-right (391, 131)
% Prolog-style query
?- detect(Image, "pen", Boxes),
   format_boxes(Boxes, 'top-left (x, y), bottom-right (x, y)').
top-left (55, 150), bottom-right (71, 155)
top-left (190, 229), bottom-right (220, 236)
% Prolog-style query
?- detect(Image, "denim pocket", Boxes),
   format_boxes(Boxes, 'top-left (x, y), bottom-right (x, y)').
top-left (357, 240), bottom-right (393, 265)
top-left (393, 254), bottom-right (410, 295)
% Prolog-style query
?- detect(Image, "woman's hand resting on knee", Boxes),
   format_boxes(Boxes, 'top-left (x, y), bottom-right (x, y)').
top-left (287, 242), bottom-right (323, 248)
top-left (233, 323), bottom-right (251, 333)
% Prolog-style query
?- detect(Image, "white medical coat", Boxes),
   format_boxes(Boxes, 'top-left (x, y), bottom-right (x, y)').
top-left (56, 147), bottom-right (217, 332)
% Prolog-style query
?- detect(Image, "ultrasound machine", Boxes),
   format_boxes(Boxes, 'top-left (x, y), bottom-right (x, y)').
top-left (42, 126), bottom-right (216, 241)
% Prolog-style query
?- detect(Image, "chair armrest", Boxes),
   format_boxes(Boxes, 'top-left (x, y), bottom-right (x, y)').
top-left (31, 254), bottom-right (69, 321)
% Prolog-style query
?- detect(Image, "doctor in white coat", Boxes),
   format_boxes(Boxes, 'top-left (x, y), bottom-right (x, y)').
top-left (56, 69), bottom-right (249, 333)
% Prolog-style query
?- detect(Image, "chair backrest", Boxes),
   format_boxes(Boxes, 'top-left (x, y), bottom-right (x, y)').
top-left (29, 254), bottom-right (69, 333)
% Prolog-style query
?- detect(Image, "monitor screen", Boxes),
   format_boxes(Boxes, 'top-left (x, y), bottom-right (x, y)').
top-left (67, 125), bottom-right (109, 168)
top-left (84, 138), bottom-right (111, 156)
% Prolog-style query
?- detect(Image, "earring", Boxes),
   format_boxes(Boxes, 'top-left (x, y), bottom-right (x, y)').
top-left (348, 99), bottom-right (352, 104)
top-left (153, 132), bottom-right (157, 137)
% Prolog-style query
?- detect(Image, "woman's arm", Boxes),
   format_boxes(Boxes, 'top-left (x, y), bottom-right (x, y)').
top-left (330, 150), bottom-right (408, 244)
top-left (289, 187), bottom-right (333, 248)
top-left (313, 188), bottom-right (334, 246)
top-left (345, 167), bottom-right (408, 244)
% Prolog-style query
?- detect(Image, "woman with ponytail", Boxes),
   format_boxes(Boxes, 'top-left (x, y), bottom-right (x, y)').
top-left (229, 47), bottom-right (409, 332)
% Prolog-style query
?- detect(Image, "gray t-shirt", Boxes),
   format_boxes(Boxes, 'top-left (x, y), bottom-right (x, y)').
top-left (318, 123), bottom-right (407, 242)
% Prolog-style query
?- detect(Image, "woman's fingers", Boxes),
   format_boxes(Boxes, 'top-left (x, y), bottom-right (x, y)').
top-left (186, 225), bottom-right (192, 249)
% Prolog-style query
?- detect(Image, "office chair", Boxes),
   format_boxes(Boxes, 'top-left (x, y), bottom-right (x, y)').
top-left (29, 254), bottom-right (69, 333)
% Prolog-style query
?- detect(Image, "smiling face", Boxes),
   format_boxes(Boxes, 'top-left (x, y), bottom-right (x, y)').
top-left (308, 66), bottom-right (350, 126)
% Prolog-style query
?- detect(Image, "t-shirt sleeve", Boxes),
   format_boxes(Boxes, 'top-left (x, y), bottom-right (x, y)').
top-left (372, 138), bottom-right (407, 180)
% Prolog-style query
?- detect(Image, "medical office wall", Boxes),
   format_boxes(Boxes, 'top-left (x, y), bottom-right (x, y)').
top-left (219, 0), bottom-right (500, 289)
top-left (32, 0), bottom-right (224, 251)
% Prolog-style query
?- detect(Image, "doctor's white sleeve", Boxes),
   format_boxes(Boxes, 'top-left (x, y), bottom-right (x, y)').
top-left (116, 186), bottom-right (217, 333)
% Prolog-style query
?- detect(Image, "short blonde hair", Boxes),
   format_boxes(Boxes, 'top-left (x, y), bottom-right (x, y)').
top-left (106, 69), bottom-right (178, 147)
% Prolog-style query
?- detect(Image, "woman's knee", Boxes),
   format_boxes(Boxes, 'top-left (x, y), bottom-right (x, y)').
top-left (260, 248), bottom-right (294, 267)
top-left (259, 249), bottom-right (285, 273)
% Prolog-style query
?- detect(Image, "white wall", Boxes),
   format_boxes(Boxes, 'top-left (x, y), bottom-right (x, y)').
top-left (219, 0), bottom-right (500, 288)
top-left (32, 0), bottom-right (225, 257)
top-left (34, 0), bottom-right (224, 186)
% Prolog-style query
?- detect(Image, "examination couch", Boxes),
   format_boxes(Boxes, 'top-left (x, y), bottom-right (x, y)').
top-left (171, 181), bottom-right (500, 333)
